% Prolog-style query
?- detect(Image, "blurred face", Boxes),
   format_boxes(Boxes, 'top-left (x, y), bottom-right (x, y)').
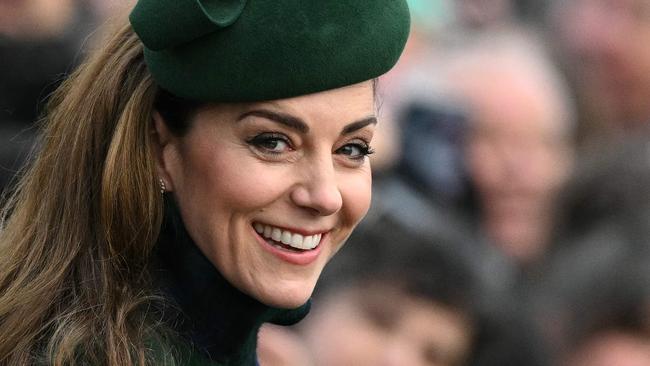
top-left (258, 324), bottom-right (315, 366)
top-left (157, 82), bottom-right (375, 308)
top-left (304, 286), bottom-right (474, 366)
top-left (553, 0), bottom-right (650, 127)
top-left (0, 0), bottom-right (75, 38)
top-left (464, 83), bottom-right (572, 262)
top-left (564, 331), bottom-right (650, 366)
top-left (456, 0), bottom-right (513, 28)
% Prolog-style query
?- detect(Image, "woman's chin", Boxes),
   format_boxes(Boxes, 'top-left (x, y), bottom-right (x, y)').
top-left (253, 284), bottom-right (315, 309)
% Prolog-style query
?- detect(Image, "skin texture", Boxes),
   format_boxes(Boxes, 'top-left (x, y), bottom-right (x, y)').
top-left (153, 82), bottom-right (375, 308)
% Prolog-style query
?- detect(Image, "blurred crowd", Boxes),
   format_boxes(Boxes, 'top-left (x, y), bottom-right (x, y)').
top-left (2, 0), bottom-right (650, 365)
top-left (0, 0), bottom-right (132, 191)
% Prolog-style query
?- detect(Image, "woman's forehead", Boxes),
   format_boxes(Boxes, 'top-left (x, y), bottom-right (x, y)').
top-left (262, 82), bottom-right (375, 120)
top-left (199, 81), bottom-right (376, 127)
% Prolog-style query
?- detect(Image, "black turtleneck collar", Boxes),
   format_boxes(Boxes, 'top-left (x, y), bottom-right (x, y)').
top-left (151, 197), bottom-right (311, 366)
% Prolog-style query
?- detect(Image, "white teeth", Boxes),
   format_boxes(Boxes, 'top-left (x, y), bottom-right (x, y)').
top-left (271, 228), bottom-right (282, 241)
top-left (302, 235), bottom-right (313, 249)
top-left (254, 223), bottom-right (264, 234)
top-left (291, 233), bottom-right (304, 249)
top-left (281, 231), bottom-right (292, 245)
top-left (254, 223), bottom-right (323, 250)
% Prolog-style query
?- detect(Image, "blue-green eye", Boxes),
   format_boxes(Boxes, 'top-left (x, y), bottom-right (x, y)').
top-left (247, 133), bottom-right (293, 154)
top-left (336, 143), bottom-right (374, 160)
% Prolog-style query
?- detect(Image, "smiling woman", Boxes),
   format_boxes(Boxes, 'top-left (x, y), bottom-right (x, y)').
top-left (158, 84), bottom-right (376, 309)
top-left (0, 1), bottom-right (409, 365)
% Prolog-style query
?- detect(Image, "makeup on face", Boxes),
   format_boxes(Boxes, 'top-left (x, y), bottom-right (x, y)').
top-left (161, 82), bottom-right (376, 308)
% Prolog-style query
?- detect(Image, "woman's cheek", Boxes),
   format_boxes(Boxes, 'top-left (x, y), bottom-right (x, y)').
top-left (340, 170), bottom-right (373, 226)
top-left (198, 148), bottom-right (284, 204)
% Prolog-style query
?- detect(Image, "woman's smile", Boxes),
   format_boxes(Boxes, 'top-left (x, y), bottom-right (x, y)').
top-left (157, 81), bottom-right (375, 308)
top-left (253, 222), bottom-right (326, 251)
top-left (0, 0), bottom-right (410, 361)
top-left (252, 222), bottom-right (327, 266)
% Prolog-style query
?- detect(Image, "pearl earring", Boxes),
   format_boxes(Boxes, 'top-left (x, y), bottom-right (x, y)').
top-left (159, 178), bottom-right (167, 195)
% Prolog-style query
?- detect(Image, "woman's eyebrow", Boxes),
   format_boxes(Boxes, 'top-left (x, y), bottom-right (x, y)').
top-left (238, 109), bottom-right (309, 133)
top-left (341, 116), bottom-right (377, 135)
top-left (237, 109), bottom-right (377, 135)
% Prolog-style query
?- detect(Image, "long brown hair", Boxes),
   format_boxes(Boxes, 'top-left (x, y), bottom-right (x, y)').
top-left (0, 20), bottom-right (177, 365)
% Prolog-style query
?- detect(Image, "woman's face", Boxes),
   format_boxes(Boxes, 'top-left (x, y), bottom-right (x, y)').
top-left (157, 82), bottom-right (375, 308)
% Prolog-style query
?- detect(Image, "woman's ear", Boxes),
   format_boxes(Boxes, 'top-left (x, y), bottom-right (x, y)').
top-left (151, 111), bottom-right (175, 192)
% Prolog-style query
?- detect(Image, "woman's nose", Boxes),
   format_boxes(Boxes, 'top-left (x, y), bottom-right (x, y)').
top-left (290, 158), bottom-right (343, 216)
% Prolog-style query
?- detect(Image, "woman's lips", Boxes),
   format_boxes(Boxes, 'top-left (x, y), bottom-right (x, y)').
top-left (252, 223), bottom-right (326, 265)
top-left (253, 222), bottom-right (323, 250)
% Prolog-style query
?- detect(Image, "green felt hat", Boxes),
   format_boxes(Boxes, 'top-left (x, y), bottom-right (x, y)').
top-left (130, 0), bottom-right (410, 102)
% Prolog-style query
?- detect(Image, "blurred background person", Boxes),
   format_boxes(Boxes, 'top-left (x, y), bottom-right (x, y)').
top-left (0, 0), bottom-right (78, 39)
top-left (0, 0), bottom-right (137, 197)
top-left (257, 324), bottom-right (316, 366)
top-left (548, 0), bottom-right (650, 142)
top-left (560, 262), bottom-right (650, 366)
top-left (455, 0), bottom-right (514, 30)
top-left (85, 0), bottom-right (135, 21)
top-left (0, 0), bottom-right (97, 194)
top-left (374, 0), bottom-right (529, 173)
top-left (538, 248), bottom-right (650, 366)
top-left (448, 30), bottom-right (575, 269)
top-left (533, 136), bottom-right (650, 364)
top-left (385, 29), bottom-right (575, 299)
top-left (296, 214), bottom-right (548, 366)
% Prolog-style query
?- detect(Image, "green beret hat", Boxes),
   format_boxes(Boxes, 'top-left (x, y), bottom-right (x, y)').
top-left (129, 0), bottom-right (410, 102)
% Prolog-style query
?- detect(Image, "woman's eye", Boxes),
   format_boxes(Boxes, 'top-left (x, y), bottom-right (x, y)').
top-left (247, 133), bottom-right (293, 154)
top-left (336, 142), bottom-right (374, 160)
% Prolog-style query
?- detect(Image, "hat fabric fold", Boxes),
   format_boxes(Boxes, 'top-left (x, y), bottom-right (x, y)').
top-left (130, 0), bottom-right (248, 51)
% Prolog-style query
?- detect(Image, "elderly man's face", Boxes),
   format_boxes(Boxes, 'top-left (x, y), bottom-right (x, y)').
top-left (463, 76), bottom-right (572, 263)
